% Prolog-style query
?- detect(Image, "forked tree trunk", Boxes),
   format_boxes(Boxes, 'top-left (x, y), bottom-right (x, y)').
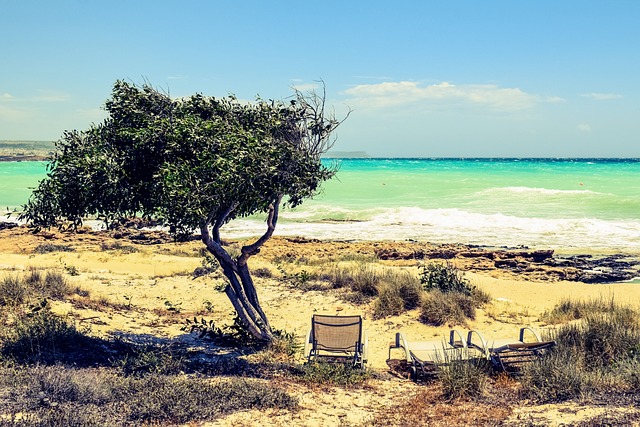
top-left (217, 257), bottom-right (273, 341)
top-left (200, 197), bottom-right (281, 342)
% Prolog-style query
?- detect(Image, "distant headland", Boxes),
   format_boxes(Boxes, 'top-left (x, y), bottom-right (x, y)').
top-left (1, 141), bottom-right (371, 161)
top-left (0, 140), bottom-right (55, 161)
top-left (322, 150), bottom-right (371, 158)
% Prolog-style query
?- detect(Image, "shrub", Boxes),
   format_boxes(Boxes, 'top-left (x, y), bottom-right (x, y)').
top-left (111, 343), bottom-right (187, 376)
top-left (372, 285), bottom-right (405, 319)
top-left (542, 296), bottom-right (637, 325)
top-left (0, 302), bottom-right (98, 364)
top-left (321, 263), bottom-right (380, 296)
top-left (350, 264), bottom-right (380, 297)
top-left (100, 241), bottom-right (140, 253)
top-left (0, 364), bottom-right (296, 426)
top-left (0, 274), bottom-right (28, 306)
top-left (437, 352), bottom-right (490, 400)
top-left (520, 345), bottom-right (590, 402)
top-left (42, 271), bottom-right (73, 298)
top-left (420, 261), bottom-right (474, 295)
top-left (34, 243), bottom-right (75, 254)
top-left (520, 299), bottom-right (640, 403)
top-left (297, 361), bottom-right (372, 387)
top-left (419, 290), bottom-right (476, 326)
top-left (397, 278), bottom-right (423, 310)
top-left (555, 311), bottom-right (640, 369)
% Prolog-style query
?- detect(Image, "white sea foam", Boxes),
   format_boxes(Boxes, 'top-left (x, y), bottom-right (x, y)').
top-left (477, 186), bottom-right (604, 196)
top-left (222, 206), bottom-right (640, 251)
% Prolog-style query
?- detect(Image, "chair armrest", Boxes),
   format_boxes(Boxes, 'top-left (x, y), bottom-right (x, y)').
top-left (449, 329), bottom-right (467, 349)
top-left (467, 329), bottom-right (489, 358)
top-left (519, 326), bottom-right (542, 343)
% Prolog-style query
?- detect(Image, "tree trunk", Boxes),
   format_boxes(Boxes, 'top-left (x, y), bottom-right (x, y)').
top-left (217, 256), bottom-right (273, 342)
top-left (199, 199), bottom-right (281, 343)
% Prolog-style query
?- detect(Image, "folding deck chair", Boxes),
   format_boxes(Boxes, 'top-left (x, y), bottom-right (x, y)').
top-left (388, 330), bottom-right (470, 380)
top-left (305, 314), bottom-right (369, 368)
top-left (466, 327), bottom-right (556, 374)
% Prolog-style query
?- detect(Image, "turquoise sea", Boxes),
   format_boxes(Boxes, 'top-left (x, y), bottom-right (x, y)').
top-left (2, 158), bottom-right (640, 252)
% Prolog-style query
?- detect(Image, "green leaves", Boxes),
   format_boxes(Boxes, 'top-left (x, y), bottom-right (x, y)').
top-left (22, 80), bottom-right (343, 236)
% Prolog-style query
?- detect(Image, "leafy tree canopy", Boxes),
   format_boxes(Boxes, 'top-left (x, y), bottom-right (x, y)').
top-left (22, 80), bottom-right (339, 235)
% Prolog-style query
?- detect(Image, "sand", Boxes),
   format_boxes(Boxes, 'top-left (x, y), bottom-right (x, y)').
top-left (1, 225), bottom-right (639, 426)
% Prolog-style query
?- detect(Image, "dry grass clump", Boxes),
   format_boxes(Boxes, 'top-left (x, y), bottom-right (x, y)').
top-left (541, 295), bottom-right (636, 325)
top-left (420, 290), bottom-right (477, 326)
top-left (372, 271), bottom-right (423, 319)
top-left (521, 298), bottom-right (640, 402)
top-left (437, 353), bottom-right (491, 401)
top-left (365, 384), bottom-right (513, 427)
top-left (0, 303), bottom-right (102, 365)
top-left (0, 269), bottom-right (74, 306)
top-left (99, 240), bottom-right (140, 253)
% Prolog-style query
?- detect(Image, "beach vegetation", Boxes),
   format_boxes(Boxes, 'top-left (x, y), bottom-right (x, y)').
top-left (0, 270), bottom-right (73, 306)
top-left (0, 363), bottom-right (297, 426)
top-left (436, 351), bottom-right (491, 401)
top-left (20, 80), bottom-right (348, 343)
top-left (372, 273), bottom-right (423, 319)
top-left (34, 243), bottom-right (75, 254)
top-left (418, 262), bottom-right (489, 326)
top-left (521, 300), bottom-right (640, 402)
top-left (296, 361), bottom-right (372, 387)
top-left (100, 240), bottom-right (140, 253)
top-left (420, 261), bottom-right (474, 295)
top-left (420, 290), bottom-right (477, 326)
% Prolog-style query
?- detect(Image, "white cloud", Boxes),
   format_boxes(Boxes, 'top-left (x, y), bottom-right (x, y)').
top-left (291, 82), bottom-right (320, 92)
top-left (1, 93), bottom-right (14, 100)
top-left (342, 81), bottom-right (548, 112)
top-left (33, 90), bottom-right (71, 102)
top-left (577, 123), bottom-right (592, 132)
top-left (581, 92), bottom-right (623, 100)
top-left (0, 104), bottom-right (29, 120)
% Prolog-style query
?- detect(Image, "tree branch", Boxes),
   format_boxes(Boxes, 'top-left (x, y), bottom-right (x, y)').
top-left (211, 203), bottom-right (237, 243)
top-left (237, 194), bottom-right (282, 266)
top-left (200, 221), bottom-right (236, 270)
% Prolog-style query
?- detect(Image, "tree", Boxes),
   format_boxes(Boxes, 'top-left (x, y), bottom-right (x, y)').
top-left (21, 80), bottom-right (347, 341)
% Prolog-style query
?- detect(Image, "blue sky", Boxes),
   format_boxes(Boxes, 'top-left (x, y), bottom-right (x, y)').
top-left (1, 0), bottom-right (638, 157)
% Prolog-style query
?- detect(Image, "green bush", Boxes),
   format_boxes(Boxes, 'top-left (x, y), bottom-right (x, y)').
top-left (298, 361), bottom-right (372, 387)
top-left (0, 303), bottom-right (96, 364)
top-left (111, 343), bottom-right (187, 376)
top-left (420, 261), bottom-right (474, 295)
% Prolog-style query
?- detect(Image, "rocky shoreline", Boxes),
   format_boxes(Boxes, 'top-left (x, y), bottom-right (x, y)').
top-left (1, 221), bottom-right (638, 284)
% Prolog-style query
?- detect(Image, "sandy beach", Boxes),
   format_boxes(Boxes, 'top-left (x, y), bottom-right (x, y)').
top-left (1, 224), bottom-right (640, 426)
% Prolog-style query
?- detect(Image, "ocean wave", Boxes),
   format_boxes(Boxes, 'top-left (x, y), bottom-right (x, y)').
top-left (224, 207), bottom-right (640, 251)
top-left (477, 186), bottom-right (605, 196)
